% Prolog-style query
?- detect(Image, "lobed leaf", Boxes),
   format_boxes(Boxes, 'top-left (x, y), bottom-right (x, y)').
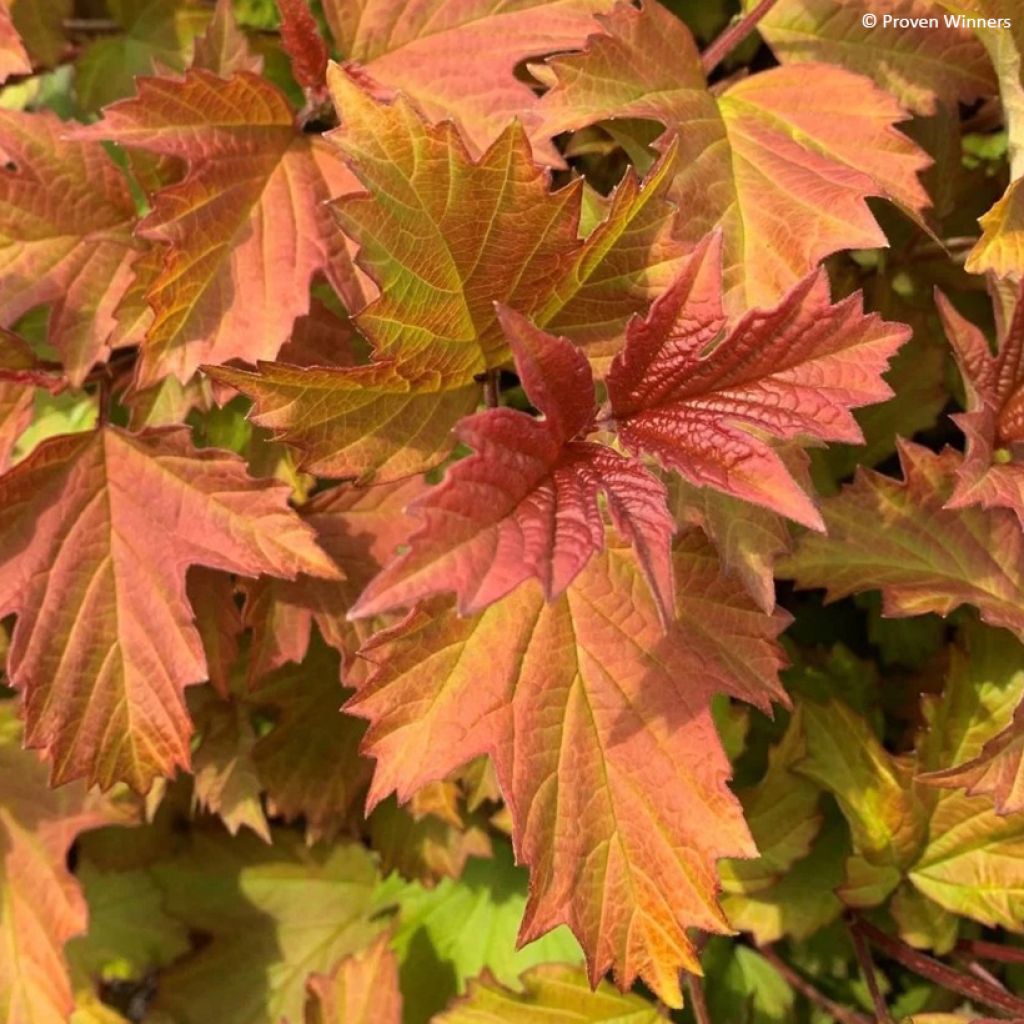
top-left (349, 536), bottom-right (787, 1006)
top-left (0, 111), bottom-right (139, 385)
top-left (536, 0), bottom-right (932, 312)
top-left (781, 442), bottom-right (1024, 640)
top-left (0, 426), bottom-right (338, 790)
top-left (607, 233), bottom-right (909, 529)
top-left (73, 69), bottom-right (366, 387)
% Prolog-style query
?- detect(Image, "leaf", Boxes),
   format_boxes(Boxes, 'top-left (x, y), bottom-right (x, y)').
top-left (797, 633), bottom-right (1024, 939)
top-left (75, 0), bottom-right (211, 111)
top-left (753, 0), bottom-right (996, 114)
top-left (719, 711), bottom-right (823, 895)
top-left (191, 0), bottom-right (263, 76)
top-left (937, 283), bottom-right (1024, 524)
top-left (0, 702), bottom-right (122, 1024)
top-left (249, 638), bottom-right (372, 843)
top-left (536, 0), bottom-right (931, 312)
top-left (368, 790), bottom-right (492, 888)
top-left (919, 622), bottom-right (1024, 814)
top-left (321, 0), bottom-right (615, 160)
top-left (244, 478), bottom-right (422, 684)
top-left (435, 963), bottom-right (662, 1022)
top-left (65, 861), bottom-right (190, 983)
top-left (303, 933), bottom-right (401, 1024)
top-left (721, 809), bottom-right (848, 944)
top-left (938, 0), bottom-right (1024, 176)
top-left (350, 535), bottom-right (787, 1006)
top-left (0, 382), bottom-right (33, 472)
top-left (780, 442), bottom-right (1024, 642)
top-left (151, 830), bottom-right (387, 1024)
top-left (0, 110), bottom-right (139, 385)
top-left (352, 308), bottom-right (674, 621)
top-left (606, 233), bottom-right (909, 529)
top-left (73, 69), bottom-right (365, 387)
top-left (74, 0), bottom-right (209, 111)
top-left (0, 6), bottom-right (29, 82)
top-left (669, 455), bottom-right (804, 613)
top-left (213, 69), bottom-right (685, 480)
top-left (190, 691), bottom-right (271, 842)
top-left (380, 843), bottom-right (583, 1024)
top-left (968, 176), bottom-right (1024, 277)
top-left (187, 567), bottom-right (243, 698)
top-left (0, 426), bottom-right (338, 791)
top-left (277, 0), bottom-right (327, 91)
top-left (7, 0), bottom-right (67, 69)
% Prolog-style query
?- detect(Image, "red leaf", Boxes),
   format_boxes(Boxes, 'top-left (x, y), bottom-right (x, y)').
top-left (352, 308), bottom-right (674, 621)
top-left (606, 234), bottom-right (910, 528)
top-left (937, 282), bottom-right (1024, 525)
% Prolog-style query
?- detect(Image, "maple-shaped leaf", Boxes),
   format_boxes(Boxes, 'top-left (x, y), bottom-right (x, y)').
top-left (719, 711), bottom-right (823, 896)
top-left (937, 283), bottom-right (1024, 523)
top-left (799, 623), bottom-right (1024, 936)
top-left (0, 702), bottom-right (122, 1024)
top-left (190, 690), bottom-right (271, 842)
top-left (434, 964), bottom-right (662, 1022)
top-left (0, 426), bottom-right (339, 791)
top-left (920, 623), bottom-right (1024, 815)
top-left (278, 0), bottom-right (328, 91)
top-left (606, 234), bottom-right (909, 529)
top-left (73, 69), bottom-right (366, 387)
top-left (321, 0), bottom-right (615, 161)
top-left (353, 308), bottom-right (674, 621)
top-left (535, 0), bottom-right (931, 312)
top-left (249, 637), bottom-right (372, 843)
top-left (780, 442), bottom-right (1024, 641)
top-left (967, 176), bottom-right (1024, 277)
top-left (0, 110), bottom-right (140, 386)
top-left (349, 535), bottom-right (787, 1006)
top-left (754, 0), bottom-right (996, 115)
top-left (0, 6), bottom-right (29, 82)
top-left (303, 933), bottom-right (402, 1024)
top-left (212, 69), bottom-right (685, 480)
top-left (368, 785), bottom-right (492, 888)
top-left (151, 830), bottom-right (387, 1024)
top-left (923, 703), bottom-right (1024, 815)
top-left (75, 0), bottom-right (211, 111)
top-left (191, 0), bottom-right (263, 77)
top-left (244, 477), bottom-right (422, 684)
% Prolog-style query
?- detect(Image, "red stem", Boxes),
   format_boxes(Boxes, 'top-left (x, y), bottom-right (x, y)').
top-left (686, 972), bottom-right (711, 1024)
top-left (848, 917), bottom-right (894, 1024)
top-left (757, 945), bottom-right (872, 1024)
top-left (957, 939), bottom-right (1024, 967)
top-left (700, 0), bottom-right (779, 76)
top-left (854, 919), bottom-right (1024, 1018)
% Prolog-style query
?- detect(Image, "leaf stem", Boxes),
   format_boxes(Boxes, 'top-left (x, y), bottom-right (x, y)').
top-left (483, 369), bottom-right (500, 409)
top-left (957, 939), bottom-right (1024, 967)
top-left (853, 918), bottom-right (1024, 1018)
top-left (686, 972), bottom-right (711, 1024)
top-left (847, 916), bottom-right (894, 1024)
top-left (700, 0), bottom-right (779, 76)
top-left (63, 18), bottom-right (121, 33)
top-left (757, 945), bottom-right (872, 1024)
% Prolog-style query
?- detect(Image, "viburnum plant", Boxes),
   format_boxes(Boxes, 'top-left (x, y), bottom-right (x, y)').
top-left (2, 0), bottom-right (1024, 1020)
